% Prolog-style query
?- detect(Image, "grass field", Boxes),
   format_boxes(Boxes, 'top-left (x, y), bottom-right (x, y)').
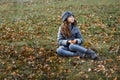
top-left (0, 0), bottom-right (120, 79)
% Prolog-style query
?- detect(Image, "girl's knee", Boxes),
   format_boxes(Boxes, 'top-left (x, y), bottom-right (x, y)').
top-left (56, 47), bottom-right (61, 54)
top-left (69, 44), bottom-right (87, 53)
top-left (56, 46), bottom-right (64, 54)
top-left (69, 44), bottom-right (76, 50)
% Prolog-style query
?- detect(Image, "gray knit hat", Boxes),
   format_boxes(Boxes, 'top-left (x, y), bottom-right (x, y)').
top-left (61, 11), bottom-right (74, 22)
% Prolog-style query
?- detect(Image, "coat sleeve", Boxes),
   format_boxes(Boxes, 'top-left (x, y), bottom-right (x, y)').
top-left (74, 27), bottom-right (84, 45)
top-left (57, 27), bottom-right (68, 46)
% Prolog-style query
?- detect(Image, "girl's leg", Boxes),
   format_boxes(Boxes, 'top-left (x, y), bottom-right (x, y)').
top-left (76, 51), bottom-right (86, 58)
top-left (69, 44), bottom-right (87, 58)
top-left (86, 49), bottom-right (97, 59)
top-left (69, 44), bottom-right (87, 53)
top-left (69, 44), bottom-right (97, 59)
top-left (56, 46), bottom-right (79, 57)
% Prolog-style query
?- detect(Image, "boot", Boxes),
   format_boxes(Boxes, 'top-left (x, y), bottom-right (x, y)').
top-left (86, 49), bottom-right (99, 60)
top-left (79, 53), bottom-right (85, 58)
top-left (76, 51), bottom-right (85, 58)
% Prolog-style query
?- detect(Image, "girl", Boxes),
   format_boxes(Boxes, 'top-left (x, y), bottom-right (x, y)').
top-left (56, 11), bottom-right (99, 60)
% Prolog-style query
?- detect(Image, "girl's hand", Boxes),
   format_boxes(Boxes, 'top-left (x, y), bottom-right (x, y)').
top-left (68, 39), bottom-right (77, 44)
top-left (71, 39), bottom-right (77, 44)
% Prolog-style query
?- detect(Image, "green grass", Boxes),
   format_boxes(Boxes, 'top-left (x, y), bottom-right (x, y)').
top-left (0, 0), bottom-right (120, 80)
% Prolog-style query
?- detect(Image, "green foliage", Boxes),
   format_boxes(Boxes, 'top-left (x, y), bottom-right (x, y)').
top-left (0, 0), bottom-right (120, 80)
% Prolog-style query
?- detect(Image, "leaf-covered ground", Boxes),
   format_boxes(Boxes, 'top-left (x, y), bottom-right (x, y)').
top-left (0, 0), bottom-right (120, 80)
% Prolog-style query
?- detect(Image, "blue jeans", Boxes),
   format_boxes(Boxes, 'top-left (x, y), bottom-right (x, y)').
top-left (56, 44), bottom-right (87, 57)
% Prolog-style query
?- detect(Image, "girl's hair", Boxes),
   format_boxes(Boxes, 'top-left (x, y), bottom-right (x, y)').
top-left (61, 19), bottom-right (77, 38)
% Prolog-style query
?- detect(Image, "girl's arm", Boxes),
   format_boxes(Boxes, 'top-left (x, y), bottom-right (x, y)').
top-left (74, 28), bottom-right (84, 45)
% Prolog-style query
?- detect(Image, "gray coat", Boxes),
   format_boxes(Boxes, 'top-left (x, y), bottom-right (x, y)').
top-left (57, 25), bottom-right (83, 47)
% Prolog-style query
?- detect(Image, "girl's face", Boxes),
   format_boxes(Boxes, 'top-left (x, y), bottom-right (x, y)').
top-left (67, 16), bottom-right (74, 23)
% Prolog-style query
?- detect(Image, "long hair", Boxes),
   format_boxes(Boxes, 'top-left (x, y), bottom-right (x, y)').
top-left (61, 20), bottom-right (77, 38)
